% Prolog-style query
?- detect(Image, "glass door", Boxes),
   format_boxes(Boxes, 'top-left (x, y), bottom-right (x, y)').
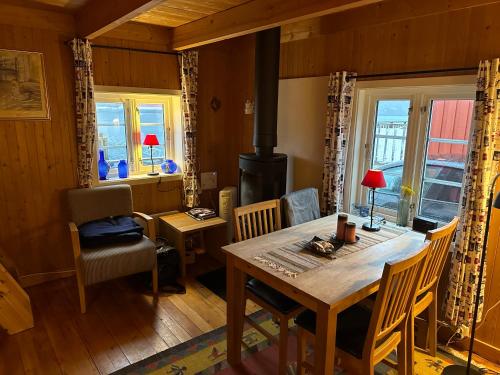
top-left (418, 99), bottom-right (474, 223)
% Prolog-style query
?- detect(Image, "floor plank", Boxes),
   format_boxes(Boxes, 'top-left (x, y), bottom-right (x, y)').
top-left (2, 268), bottom-right (499, 375)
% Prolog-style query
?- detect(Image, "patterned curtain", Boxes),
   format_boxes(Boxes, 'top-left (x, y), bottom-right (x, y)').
top-left (444, 59), bottom-right (500, 337)
top-left (321, 72), bottom-right (357, 215)
top-left (179, 50), bottom-right (201, 208)
top-left (70, 38), bottom-right (96, 188)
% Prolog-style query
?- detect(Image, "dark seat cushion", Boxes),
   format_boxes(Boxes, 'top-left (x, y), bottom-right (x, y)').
top-left (294, 304), bottom-right (372, 359)
top-left (246, 278), bottom-right (301, 315)
top-left (79, 216), bottom-right (144, 248)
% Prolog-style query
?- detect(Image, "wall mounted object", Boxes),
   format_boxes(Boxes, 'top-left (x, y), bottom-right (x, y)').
top-left (0, 49), bottom-right (49, 119)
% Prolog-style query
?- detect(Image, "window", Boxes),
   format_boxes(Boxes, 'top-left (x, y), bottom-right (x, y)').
top-left (350, 78), bottom-right (475, 224)
top-left (95, 91), bottom-right (182, 180)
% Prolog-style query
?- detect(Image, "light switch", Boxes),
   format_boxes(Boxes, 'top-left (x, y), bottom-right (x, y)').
top-left (201, 172), bottom-right (217, 190)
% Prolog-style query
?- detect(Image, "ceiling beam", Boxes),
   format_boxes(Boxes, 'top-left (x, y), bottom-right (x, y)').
top-left (76, 0), bottom-right (165, 39)
top-left (171, 0), bottom-right (383, 50)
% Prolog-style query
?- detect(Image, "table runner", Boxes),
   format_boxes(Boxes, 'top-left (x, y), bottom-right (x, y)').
top-left (253, 223), bottom-right (409, 278)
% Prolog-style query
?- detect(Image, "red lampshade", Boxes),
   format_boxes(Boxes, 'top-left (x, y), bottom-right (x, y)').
top-left (143, 134), bottom-right (159, 146)
top-left (361, 169), bottom-right (387, 189)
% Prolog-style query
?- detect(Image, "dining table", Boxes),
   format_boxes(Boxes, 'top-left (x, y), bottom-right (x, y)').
top-left (222, 213), bottom-right (425, 374)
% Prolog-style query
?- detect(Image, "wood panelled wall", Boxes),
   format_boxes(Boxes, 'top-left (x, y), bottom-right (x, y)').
top-left (0, 4), bottom-right (77, 277)
top-left (279, 1), bottom-right (500, 78)
top-left (197, 35), bottom-right (255, 208)
top-left (278, 1), bottom-right (500, 361)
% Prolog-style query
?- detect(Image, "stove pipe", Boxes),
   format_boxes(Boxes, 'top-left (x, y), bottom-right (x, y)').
top-left (253, 27), bottom-right (281, 158)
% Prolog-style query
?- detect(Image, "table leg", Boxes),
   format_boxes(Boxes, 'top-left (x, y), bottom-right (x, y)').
top-left (315, 306), bottom-right (338, 374)
top-left (226, 256), bottom-right (246, 366)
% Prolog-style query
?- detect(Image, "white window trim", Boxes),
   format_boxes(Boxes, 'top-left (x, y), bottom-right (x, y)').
top-left (93, 87), bottom-right (184, 186)
top-left (345, 75), bottom-right (476, 223)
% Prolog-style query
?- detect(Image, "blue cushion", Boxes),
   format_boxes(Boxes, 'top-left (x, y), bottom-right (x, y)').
top-left (78, 216), bottom-right (144, 248)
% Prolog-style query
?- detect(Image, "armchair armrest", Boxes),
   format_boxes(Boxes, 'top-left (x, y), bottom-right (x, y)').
top-left (132, 212), bottom-right (156, 242)
top-left (68, 222), bottom-right (81, 258)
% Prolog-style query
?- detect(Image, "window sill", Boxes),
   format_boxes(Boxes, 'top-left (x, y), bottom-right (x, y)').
top-left (96, 173), bottom-right (182, 187)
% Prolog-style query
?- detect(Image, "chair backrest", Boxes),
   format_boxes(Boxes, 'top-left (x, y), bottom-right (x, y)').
top-left (364, 241), bottom-right (430, 358)
top-left (416, 217), bottom-right (459, 297)
top-left (281, 188), bottom-right (320, 227)
top-left (233, 199), bottom-right (281, 242)
top-left (68, 184), bottom-right (133, 226)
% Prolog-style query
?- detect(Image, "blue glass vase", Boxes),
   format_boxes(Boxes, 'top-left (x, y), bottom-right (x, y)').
top-left (161, 159), bottom-right (177, 174)
top-left (118, 159), bottom-right (128, 179)
top-left (98, 149), bottom-right (110, 180)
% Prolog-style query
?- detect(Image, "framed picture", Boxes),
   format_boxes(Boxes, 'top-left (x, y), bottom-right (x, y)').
top-left (0, 49), bottom-right (49, 120)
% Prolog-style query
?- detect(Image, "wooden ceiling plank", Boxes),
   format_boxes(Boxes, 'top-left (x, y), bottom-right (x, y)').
top-left (133, 0), bottom-right (250, 28)
top-left (76, 0), bottom-right (165, 39)
top-left (171, 0), bottom-right (383, 50)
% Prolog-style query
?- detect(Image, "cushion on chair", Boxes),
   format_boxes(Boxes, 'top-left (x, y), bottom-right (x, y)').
top-left (78, 216), bottom-right (144, 248)
top-left (68, 184), bottom-right (133, 226)
top-left (281, 188), bottom-right (320, 227)
top-left (246, 278), bottom-right (301, 315)
top-left (295, 304), bottom-right (372, 359)
top-left (81, 235), bottom-right (156, 286)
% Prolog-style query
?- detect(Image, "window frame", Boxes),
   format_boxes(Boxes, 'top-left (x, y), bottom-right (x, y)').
top-left (346, 76), bottom-right (476, 224)
top-left (94, 88), bottom-right (183, 183)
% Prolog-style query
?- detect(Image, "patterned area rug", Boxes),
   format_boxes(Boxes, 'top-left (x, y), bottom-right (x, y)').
top-left (112, 310), bottom-right (490, 375)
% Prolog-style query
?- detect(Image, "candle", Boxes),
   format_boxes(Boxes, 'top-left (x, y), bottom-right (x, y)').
top-left (345, 222), bottom-right (357, 243)
top-left (336, 214), bottom-right (348, 241)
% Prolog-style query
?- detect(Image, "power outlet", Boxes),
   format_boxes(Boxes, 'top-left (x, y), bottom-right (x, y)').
top-left (201, 172), bottom-right (217, 190)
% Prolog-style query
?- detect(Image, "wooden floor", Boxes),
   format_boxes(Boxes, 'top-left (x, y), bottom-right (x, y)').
top-left (1, 260), bottom-right (499, 375)
top-left (0, 258), bottom-right (258, 375)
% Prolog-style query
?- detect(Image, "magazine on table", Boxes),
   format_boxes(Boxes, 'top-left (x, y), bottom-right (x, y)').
top-left (186, 208), bottom-right (216, 221)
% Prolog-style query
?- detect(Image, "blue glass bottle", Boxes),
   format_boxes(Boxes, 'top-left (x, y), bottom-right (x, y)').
top-left (161, 159), bottom-right (177, 174)
top-left (98, 149), bottom-right (110, 180)
top-left (118, 159), bottom-right (128, 179)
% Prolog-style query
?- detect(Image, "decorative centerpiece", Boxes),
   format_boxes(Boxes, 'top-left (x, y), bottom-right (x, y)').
top-left (397, 185), bottom-right (415, 226)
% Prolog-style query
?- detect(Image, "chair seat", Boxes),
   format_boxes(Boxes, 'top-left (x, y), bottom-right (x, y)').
top-left (246, 278), bottom-right (301, 315)
top-left (81, 235), bottom-right (156, 286)
top-left (295, 304), bottom-right (372, 359)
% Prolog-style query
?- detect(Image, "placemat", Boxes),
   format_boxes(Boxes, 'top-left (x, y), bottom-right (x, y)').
top-left (253, 223), bottom-right (409, 278)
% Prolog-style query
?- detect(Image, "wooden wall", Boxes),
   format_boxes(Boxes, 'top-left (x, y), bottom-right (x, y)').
top-left (278, 1), bottom-right (500, 361)
top-left (197, 35), bottom-right (255, 208)
top-left (279, 1), bottom-right (500, 79)
top-left (0, 4), bottom-right (77, 277)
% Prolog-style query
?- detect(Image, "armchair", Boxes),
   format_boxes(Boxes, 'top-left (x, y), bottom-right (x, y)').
top-left (68, 184), bottom-right (158, 313)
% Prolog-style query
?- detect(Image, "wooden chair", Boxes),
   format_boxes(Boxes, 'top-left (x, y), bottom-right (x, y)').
top-left (408, 217), bottom-right (459, 372)
top-left (295, 241), bottom-right (430, 375)
top-left (68, 184), bottom-right (158, 314)
top-left (233, 199), bottom-right (304, 375)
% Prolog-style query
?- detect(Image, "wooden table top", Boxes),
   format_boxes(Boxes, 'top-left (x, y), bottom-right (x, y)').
top-left (159, 212), bottom-right (227, 234)
top-left (223, 214), bottom-right (425, 310)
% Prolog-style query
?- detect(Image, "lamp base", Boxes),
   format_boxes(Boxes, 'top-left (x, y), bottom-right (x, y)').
top-left (362, 222), bottom-right (381, 232)
top-left (442, 364), bottom-right (482, 375)
top-left (147, 172), bottom-right (160, 176)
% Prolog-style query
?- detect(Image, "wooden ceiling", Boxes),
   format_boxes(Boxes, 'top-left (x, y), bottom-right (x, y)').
top-left (133, 0), bottom-right (251, 27)
top-left (29, 0), bottom-right (251, 27)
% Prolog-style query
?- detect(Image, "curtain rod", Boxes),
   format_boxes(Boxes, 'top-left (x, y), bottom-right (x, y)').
top-left (64, 40), bottom-right (180, 56)
top-left (91, 44), bottom-right (180, 56)
top-left (351, 66), bottom-right (477, 80)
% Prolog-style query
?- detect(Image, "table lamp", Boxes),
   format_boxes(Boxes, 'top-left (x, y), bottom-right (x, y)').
top-left (443, 172), bottom-right (500, 375)
top-left (361, 169), bottom-right (386, 232)
top-left (143, 134), bottom-right (159, 176)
